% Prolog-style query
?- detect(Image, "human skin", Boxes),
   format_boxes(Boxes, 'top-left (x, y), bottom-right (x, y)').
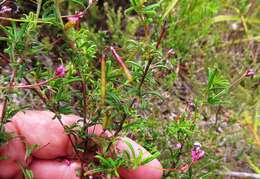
top-left (0, 108), bottom-right (163, 179)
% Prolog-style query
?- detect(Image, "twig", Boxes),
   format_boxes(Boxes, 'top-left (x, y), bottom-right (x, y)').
top-left (23, 77), bottom-right (48, 105)
top-left (0, 58), bottom-right (24, 124)
top-left (217, 171), bottom-right (260, 178)
top-left (0, 70), bottom-right (16, 123)
top-left (214, 105), bottom-right (221, 126)
top-left (0, 77), bottom-right (58, 89)
top-left (36, 0), bottom-right (42, 19)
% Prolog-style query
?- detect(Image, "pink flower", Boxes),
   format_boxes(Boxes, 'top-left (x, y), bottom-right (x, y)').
top-left (245, 69), bottom-right (255, 77)
top-left (67, 11), bottom-right (84, 23)
top-left (0, 6), bottom-right (12, 13)
top-left (176, 143), bottom-right (182, 149)
top-left (188, 102), bottom-right (196, 112)
top-left (88, 0), bottom-right (97, 6)
top-left (191, 148), bottom-right (205, 163)
top-left (55, 65), bottom-right (66, 77)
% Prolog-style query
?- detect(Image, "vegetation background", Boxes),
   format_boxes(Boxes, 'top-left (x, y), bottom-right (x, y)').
top-left (0, 0), bottom-right (259, 178)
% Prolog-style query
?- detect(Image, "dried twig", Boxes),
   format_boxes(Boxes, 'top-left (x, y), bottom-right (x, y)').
top-left (217, 171), bottom-right (260, 178)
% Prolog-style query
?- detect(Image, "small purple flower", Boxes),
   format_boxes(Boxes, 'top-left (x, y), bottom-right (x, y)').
top-left (176, 143), bottom-right (182, 149)
top-left (167, 49), bottom-right (176, 57)
top-left (245, 69), bottom-right (255, 77)
top-left (55, 65), bottom-right (66, 77)
top-left (188, 102), bottom-right (196, 112)
top-left (0, 6), bottom-right (12, 13)
top-left (191, 149), bottom-right (205, 162)
top-left (191, 142), bottom-right (205, 162)
top-left (193, 142), bottom-right (201, 149)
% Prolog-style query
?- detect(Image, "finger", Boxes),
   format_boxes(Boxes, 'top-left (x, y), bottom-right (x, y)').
top-left (29, 159), bottom-right (80, 179)
top-left (12, 110), bottom-right (112, 159)
top-left (0, 122), bottom-right (27, 178)
top-left (1, 109), bottom-right (163, 179)
top-left (116, 137), bottom-right (163, 179)
top-left (12, 110), bottom-right (79, 159)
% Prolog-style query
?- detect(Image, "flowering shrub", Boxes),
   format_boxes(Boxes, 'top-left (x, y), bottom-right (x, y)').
top-left (0, 0), bottom-right (259, 178)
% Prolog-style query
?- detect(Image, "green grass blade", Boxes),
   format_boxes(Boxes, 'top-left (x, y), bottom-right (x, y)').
top-left (162, 0), bottom-right (178, 20)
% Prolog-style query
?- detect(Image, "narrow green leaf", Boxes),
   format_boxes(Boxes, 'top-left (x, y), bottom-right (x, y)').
top-left (95, 155), bottom-right (111, 167)
top-left (141, 151), bottom-right (160, 165)
top-left (25, 143), bottom-right (38, 161)
top-left (124, 140), bottom-right (136, 160)
top-left (162, 0), bottom-right (178, 20)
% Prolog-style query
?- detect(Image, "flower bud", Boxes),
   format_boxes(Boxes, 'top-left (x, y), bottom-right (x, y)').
top-left (55, 65), bottom-right (66, 77)
top-left (188, 102), bottom-right (196, 112)
top-left (176, 143), bottom-right (182, 149)
top-left (245, 69), bottom-right (255, 77)
top-left (67, 11), bottom-right (84, 23)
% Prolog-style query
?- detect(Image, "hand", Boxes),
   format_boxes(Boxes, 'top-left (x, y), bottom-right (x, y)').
top-left (0, 109), bottom-right (163, 179)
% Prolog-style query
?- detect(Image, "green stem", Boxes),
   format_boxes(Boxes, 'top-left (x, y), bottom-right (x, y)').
top-left (54, 0), bottom-right (64, 27)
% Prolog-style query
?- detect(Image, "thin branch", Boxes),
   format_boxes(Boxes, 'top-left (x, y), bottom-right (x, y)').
top-left (0, 58), bottom-right (24, 124)
top-left (217, 171), bottom-right (260, 178)
top-left (0, 69), bottom-right (17, 123)
top-left (0, 77), bottom-right (58, 89)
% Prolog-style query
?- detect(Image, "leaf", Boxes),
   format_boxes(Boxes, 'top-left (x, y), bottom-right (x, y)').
top-left (130, 0), bottom-right (139, 6)
top-left (100, 55), bottom-right (106, 105)
top-left (143, 3), bottom-right (161, 11)
top-left (25, 143), bottom-right (39, 161)
top-left (141, 151), bottom-right (160, 165)
top-left (162, 0), bottom-right (178, 20)
top-left (246, 156), bottom-right (260, 174)
top-left (71, 0), bottom-right (86, 7)
top-left (135, 150), bottom-right (143, 167)
top-left (207, 96), bottom-right (221, 105)
top-left (127, 61), bottom-right (143, 69)
top-left (124, 140), bottom-right (136, 160)
top-left (141, 1), bottom-right (161, 16)
top-left (107, 92), bottom-right (121, 107)
top-left (21, 168), bottom-right (34, 179)
top-left (108, 158), bottom-right (116, 167)
top-left (143, 91), bottom-right (164, 100)
top-left (207, 67), bottom-right (217, 90)
top-left (123, 150), bottom-right (131, 161)
top-left (142, 10), bottom-right (157, 16)
top-left (110, 47), bottom-right (133, 82)
top-left (124, 7), bottom-right (135, 15)
top-left (95, 155), bottom-right (111, 167)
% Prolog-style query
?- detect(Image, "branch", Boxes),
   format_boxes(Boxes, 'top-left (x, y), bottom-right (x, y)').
top-left (217, 171), bottom-right (260, 178)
